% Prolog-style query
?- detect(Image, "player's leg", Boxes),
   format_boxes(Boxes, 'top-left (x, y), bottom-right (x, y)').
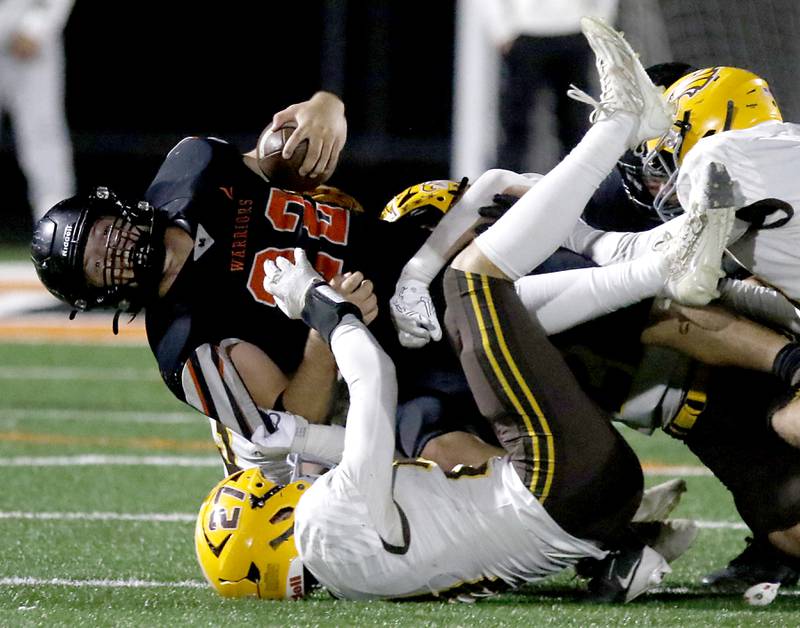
top-left (442, 267), bottom-right (643, 541)
top-left (512, 253), bottom-right (668, 335)
top-left (457, 16), bottom-right (672, 282)
top-left (679, 368), bottom-right (800, 589)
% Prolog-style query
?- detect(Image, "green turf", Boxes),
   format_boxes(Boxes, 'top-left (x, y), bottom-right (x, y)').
top-left (0, 342), bottom-right (793, 626)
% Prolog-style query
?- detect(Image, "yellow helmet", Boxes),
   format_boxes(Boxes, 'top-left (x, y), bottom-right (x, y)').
top-left (380, 178), bottom-right (468, 229)
top-left (642, 66), bottom-right (782, 220)
top-left (194, 468), bottom-right (309, 599)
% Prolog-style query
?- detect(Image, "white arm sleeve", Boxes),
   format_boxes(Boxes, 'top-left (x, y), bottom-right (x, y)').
top-left (330, 318), bottom-right (405, 546)
top-left (401, 169), bottom-right (540, 284)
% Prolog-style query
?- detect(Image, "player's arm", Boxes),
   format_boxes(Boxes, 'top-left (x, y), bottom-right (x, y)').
top-left (228, 336), bottom-right (337, 424)
top-left (242, 92), bottom-right (346, 182)
top-left (180, 339), bottom-right (345, 463)
top-left (265, 249), bottom-right (406, 548)
top-left (392, 169), bottom-right (536, 347)
top-left (641, 300), bottom-right (788, 372)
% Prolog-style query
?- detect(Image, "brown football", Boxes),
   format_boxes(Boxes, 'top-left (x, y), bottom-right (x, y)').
top-left (256, 124), bottom-right (319, 192)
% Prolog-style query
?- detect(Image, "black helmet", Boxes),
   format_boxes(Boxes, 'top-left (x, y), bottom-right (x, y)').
top-left (31, 187), bottom-right (165, 317)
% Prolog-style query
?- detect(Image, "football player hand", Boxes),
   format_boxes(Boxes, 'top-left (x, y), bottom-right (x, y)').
top-left (474, 193), bottom-right (521, 235)
top-left (250, 410), bottom-right (310, 458)
top-left (263, 249), bottom-right (322, 319)
top-left (390, 277), bottom-right (442, 348)
top-left (271, 91), bottom-right (347, 180)
top-left (329, 271), bottom-right (378, 324)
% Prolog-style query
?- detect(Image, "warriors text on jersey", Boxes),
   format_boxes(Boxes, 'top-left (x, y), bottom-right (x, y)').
top-left (141, 137), bottom-right (377, 469)
top-left (144, 136), bottom-right (362, 393)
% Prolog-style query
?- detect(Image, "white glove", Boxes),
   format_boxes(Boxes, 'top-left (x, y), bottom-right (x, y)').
top-left (390, 276), bottom-right (442, 348)
top-left (250, 410), bottom-right (310, 458)
top-left (263, 248), bottom-right (322, 319)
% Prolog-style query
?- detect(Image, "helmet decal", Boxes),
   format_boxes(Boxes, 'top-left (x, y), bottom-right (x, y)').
top-left (668, 67), bottom-right (720, 104)
top-left (195, 468), bottom-right (308, 599)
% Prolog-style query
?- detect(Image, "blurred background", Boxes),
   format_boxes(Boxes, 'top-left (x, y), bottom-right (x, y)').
top-left (1, 0), bottom-right (798, 247)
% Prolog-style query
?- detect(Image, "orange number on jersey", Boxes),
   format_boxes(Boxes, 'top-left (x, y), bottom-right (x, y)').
top-left (265, 189), bottom-right (350, 245)
top-left (247, 248), bottom-right (344, 306)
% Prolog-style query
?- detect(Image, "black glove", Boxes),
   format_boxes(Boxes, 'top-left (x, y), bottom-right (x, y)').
top-left (474, 193), bottom-right (520, 235)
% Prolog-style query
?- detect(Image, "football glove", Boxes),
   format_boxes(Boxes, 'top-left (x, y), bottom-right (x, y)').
top-left (263, 248), bottom-right (323, 319)
top-left (390, 276), bottom-right (442, 348)
top-left (250, 410), bottom-right (310, 459)
top-left (474, 193), bottom-right (520, 235)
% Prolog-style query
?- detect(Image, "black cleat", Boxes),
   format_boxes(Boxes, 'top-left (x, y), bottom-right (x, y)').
top-left (701, 536), bottom-right (800, 591)
top-left (586, 544), bottom-right (671, 603)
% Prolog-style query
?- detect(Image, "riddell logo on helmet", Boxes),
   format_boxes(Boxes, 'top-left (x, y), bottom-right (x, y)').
top-left (288, 575), bottom-right (303, 600)
top-left (61, 225), bottom-right (73, 257)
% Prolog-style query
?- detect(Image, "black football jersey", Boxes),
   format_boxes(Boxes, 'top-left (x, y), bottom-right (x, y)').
top-left (143, 137), bottom-right (374, 401)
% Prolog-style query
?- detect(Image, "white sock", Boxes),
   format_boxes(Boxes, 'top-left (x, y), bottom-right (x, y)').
top-left (515, 251), bottom-right (668, 335)
top-left (564, 216), bottom-right (684, 265)
top-left (475, 112), bottom-right (636, 280)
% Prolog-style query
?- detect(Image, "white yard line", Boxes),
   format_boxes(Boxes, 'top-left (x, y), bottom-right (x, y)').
top-left (0, 511), bottom-right (195, 522)
top-left (0, 408), bottom-right (198, 424)
top-left (2, 579), bottom-right (799, 596)
top-left (0, 454), bottom-right (220, 467)
top-left (656, 586), bottom-right (800, 597)
top-left (0, 510), bottom-right (748, 529)
top-left (0, 366), bottom-right (158, 381)
top-left (0, 576), bottom-right (205, 589)
top-left (643, 465), bottom-right (713, 477)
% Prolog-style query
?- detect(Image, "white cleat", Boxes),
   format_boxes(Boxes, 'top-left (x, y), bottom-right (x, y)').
top-left (661, 162), bottom-right (739, 306)
top-left (648, 519), bottom-right (699, 564)
top-left (633, 478), bottom-right (688, 523)
top-left (567, 16), bottom-right (674, 147)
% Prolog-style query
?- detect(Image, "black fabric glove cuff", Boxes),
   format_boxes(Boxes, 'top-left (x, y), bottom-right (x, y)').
top-left (302, 280), bottom-right (363, 343)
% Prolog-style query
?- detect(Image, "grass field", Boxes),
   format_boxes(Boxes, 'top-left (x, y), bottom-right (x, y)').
top-left (1, 340), bottom-right (796, 627)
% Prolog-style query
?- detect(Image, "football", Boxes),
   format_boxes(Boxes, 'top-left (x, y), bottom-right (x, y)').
top-left (256, 124), bottom-right (320, 192)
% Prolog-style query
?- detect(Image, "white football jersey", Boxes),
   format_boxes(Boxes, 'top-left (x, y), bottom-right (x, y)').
top-left (294, 455), bottom-right (606, 600)
top-left (676, 120), bottom-right (800, 299)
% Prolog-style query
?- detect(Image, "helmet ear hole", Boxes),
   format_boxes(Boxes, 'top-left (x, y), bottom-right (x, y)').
top-left (270, 507), bottom-right (294, 524)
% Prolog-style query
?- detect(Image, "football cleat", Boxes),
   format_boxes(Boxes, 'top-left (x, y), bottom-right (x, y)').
top-left (631, 519), bottom-right (699, 564)
top-left (586, 544), bottom-right (671, 603)
top-left (701, 536), bottom-right (800, 591)
top-left (660, 162), bottom-right (738, 306)
top-left (567, 17), bottom-right (673, 147)
top-left (632, 478), bottom-right (688, 523)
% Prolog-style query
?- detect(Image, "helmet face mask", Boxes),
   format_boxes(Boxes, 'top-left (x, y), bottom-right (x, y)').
top-left (195, 468), bottom-right (309, 599)
top-left (638, 66), bottom-right (783, 221)
top-left (31, 187), bottom-right (165, 315)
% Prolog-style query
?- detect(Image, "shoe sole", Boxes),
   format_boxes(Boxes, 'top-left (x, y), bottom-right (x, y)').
top-left (580, 17), bottom-right (673, 142)
top-left (668, 206), bottom-right (736, 306)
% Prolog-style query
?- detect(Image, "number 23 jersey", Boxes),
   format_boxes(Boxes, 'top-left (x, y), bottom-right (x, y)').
top-left (143, 136), bottom-right (365, 400)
